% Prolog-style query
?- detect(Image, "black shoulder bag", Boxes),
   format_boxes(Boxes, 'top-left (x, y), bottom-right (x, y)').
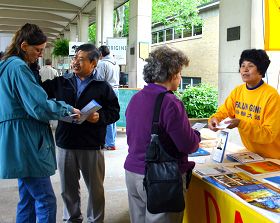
top-left (143, 91), bottom-right (186, 214)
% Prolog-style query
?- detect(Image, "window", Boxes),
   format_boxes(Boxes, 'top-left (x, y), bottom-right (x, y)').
top-left (152, 24), bottom-right (202, 44)
top-left (165, 29), bottom-right (173, 41)
top-left (158, 30), bottom-right (164, 42)
top-left (183, 28), bottom-right (192, 38)
top-left (179, 77), bottom-right (201, 90)
top-left (174, 29), bottom-right (183, 39)
top-left (194, 25), bottom-right (202, 36)
top-left (152, 32), bottom-right (158, 44)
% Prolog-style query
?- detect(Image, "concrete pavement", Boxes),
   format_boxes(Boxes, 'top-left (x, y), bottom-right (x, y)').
top-left (0, 131), bottom-right (130, 223)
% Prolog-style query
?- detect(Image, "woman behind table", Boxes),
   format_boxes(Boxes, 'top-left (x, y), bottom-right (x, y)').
top-left (0, 23), bottom-right (80, 223)
top-left (208, 49), bottom-right (280, 158)
top-left (124, 46), bottom-right (201, 223)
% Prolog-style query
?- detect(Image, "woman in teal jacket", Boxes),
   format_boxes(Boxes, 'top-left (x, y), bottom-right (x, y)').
top-left (0, 23), bottom-right (80, 223)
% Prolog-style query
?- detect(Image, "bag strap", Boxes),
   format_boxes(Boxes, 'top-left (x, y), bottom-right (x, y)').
top-left (151, 91), bottom-right (172, 134)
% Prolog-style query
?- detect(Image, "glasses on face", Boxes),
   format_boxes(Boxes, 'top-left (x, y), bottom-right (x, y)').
top-left (71, 56), bottom-right (89, 64)
top-left (31, 46), bottom-right (44, 54)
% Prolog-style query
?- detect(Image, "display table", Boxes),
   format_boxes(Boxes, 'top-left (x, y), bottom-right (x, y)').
top-left (183, 129), bottom-right (280, 223)
top-left (183, 174), bottom-right (279, 223)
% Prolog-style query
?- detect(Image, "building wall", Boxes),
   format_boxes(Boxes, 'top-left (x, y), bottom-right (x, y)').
top-left (151, 4), bottom-right (219, 87)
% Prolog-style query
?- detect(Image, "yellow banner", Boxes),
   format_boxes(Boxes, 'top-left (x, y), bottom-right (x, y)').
top-left (183, 176), bottom-right (274, 223)
top-left (265, 0), bottom-right (280, 50)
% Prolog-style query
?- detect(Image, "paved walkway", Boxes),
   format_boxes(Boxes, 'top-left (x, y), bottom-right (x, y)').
top-left (0, 131), bottom-right (130, 223)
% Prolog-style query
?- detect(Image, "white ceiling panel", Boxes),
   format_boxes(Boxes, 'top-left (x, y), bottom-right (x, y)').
top-left (0, 0), bottom-right (128, 44)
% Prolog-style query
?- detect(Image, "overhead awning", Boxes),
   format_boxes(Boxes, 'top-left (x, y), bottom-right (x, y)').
top-left (0, 0), bottom-right (128, 44)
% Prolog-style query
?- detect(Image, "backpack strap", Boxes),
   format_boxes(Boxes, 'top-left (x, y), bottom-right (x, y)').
top-left (151, 91), bottom-right (172, 134)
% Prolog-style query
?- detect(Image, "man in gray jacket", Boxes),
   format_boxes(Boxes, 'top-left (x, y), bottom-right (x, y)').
top-left (95, 45), bottom-right (120, 150)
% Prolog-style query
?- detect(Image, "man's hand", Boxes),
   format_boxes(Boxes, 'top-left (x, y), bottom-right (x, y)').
top-left (72, 108), bottom-right (81, 120)
top-left (86, 112), bottom-right (99, 123)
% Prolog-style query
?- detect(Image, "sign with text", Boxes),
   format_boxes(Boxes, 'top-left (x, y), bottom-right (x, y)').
top-left (106, 38), bottom-right (127, 65)
top-left (69, 41), bottom-right (85, 56)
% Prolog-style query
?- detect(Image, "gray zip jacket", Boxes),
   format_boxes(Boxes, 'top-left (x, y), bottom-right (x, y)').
top-left (95, 55), bottom-right (120, 87)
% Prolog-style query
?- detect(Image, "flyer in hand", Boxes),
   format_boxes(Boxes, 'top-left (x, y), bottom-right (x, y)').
top-left (61, 99), bottom-right (102, 124)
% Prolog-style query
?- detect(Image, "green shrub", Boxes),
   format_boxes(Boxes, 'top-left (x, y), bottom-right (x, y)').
top-left (177, 83), bottom-right (218, 118)
top-left (52, 39), bottom-right (69, 57)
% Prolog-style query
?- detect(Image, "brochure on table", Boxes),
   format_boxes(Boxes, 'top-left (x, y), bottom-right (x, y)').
top-left (211, 130), bottom-right (229, 163)
top-left (227, 151), bottom-right (264, 163)
top-left (235, 161), bottom-right (280, 176)
top-left (263, 176), bottom-right (280, 189)
top-left (192, 127), bottom-right (280, 218)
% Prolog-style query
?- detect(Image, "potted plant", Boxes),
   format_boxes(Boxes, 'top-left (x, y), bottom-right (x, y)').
top-left (176, 83), bottom-right (218, 126)
top-left (52, 39), bottom-right (69, 57)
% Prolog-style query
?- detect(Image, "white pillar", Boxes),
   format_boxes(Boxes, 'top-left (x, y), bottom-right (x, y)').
top-left (79, 13), bottom-right (89, 42)
top-left (63, 30), bottom-right (70, 40)
top-left (128, 0), bottom-right (152, 88)
top-left (219, 0), bottom-right (253, 103)
top-left (69, 24), bottom-right (78, 41)
top-left (96, 0), bottom-right (102, 47)
top-left (100, 0), bottom-right (114, 45)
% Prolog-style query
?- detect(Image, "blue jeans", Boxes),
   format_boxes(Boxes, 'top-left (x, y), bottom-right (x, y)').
top-left (105, 122), bottom-right (117, 147)
top-left (16, 177), bottom-right (57, 223)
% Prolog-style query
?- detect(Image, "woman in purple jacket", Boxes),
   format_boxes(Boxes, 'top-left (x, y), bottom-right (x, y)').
top-left (124, 46), bottom-right (201, 223)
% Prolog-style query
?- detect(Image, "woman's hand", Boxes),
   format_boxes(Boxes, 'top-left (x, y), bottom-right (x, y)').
top-left (208, 117), bottom-right (220, 132)
top-left (226, 118), bottom-right (240, 129)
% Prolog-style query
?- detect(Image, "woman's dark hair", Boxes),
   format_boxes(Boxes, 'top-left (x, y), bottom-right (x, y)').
top-left (75, 43), bottom-right (100, 62)
top-left (143, 46), bottom-right (189, 83)
top-left (239, 49), bottom-right (270, 78)
top-left (2, 23), bottom-right (47, 60)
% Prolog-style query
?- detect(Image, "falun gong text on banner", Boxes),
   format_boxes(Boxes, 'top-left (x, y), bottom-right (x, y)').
top-left (265, 0), bottom-right (280, 50)
top-left (183, 175), bottom-right (275, 223)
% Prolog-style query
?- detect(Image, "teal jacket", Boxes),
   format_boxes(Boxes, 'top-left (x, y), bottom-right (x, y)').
top-left (0, 56), bottom-right (73, 179)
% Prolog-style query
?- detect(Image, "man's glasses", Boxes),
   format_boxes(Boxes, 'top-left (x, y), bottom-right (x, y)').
top-left (71, 56), bottom-right (89, 63)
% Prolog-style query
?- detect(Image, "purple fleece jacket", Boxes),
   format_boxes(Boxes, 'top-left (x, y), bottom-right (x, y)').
top-left (124, 83), bottom-right (201, 175)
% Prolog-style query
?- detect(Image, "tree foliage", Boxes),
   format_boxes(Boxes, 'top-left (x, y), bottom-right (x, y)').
top-left (88, 23), bottom-right (96, 43)
top-left (152, 0), bottom-right (211, 29)
top-left (88, 0), bottom-right (212, 40)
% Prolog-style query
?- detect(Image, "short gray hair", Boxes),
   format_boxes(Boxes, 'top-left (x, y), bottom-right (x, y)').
top-left (143, 46), bottom-right (189, 83)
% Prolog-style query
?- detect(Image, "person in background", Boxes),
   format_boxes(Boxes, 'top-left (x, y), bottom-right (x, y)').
top-left (0, 51), bottom-right (4, 60)
top-left (95, 45), bottom-right (120, 150)
top-left (39, 58), bottom-right (58, 82)
top-left (208, 49), bottom-right (280, 158)
top-left (124, 46), bottom-right (201, 223)
top-left (0, 23), bottom-right (80, 223)
top-left (42, 43), bottom-right (120, 223)
top-left (64, 69), bottom-right (69, 75)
